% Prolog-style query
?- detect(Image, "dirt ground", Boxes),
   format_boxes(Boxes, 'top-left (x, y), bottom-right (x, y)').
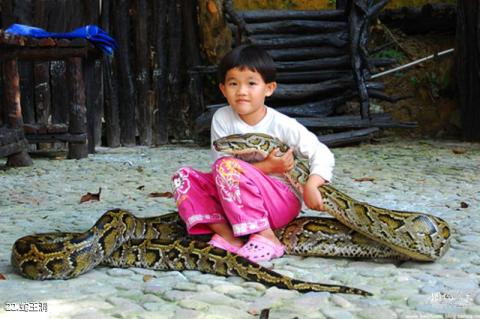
top-left (369, 24), bottom-right (459, 138)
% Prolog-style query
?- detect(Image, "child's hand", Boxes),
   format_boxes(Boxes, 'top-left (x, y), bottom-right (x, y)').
top-left (303, 175), bottom-right (326, 211)
top-left (253, 148), bottom-right (294, 174)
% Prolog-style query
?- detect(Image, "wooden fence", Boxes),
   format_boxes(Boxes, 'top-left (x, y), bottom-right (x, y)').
top-left (0, 0), bottom-right (202, 150)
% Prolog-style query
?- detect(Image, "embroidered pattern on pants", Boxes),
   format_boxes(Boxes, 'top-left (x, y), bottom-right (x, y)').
top-left (172, 167), bottom-right (191, 205)
top-left (215, 159), bottom-right (243, 207)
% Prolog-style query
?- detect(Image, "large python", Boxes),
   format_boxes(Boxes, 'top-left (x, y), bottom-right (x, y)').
top-left (12, 209), bottom-right (370, 295)
top-left (213, 133), bottom-right (451, 261)
top-left (11, 133), bottom-right (451, 296)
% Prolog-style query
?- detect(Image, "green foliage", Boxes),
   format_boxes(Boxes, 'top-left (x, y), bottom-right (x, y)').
top-left (410, 70), bottom-right (454, 99)
top-left (375, 49), bottom-right (405, 61)
top-left (410, 76), bottom-right (419, 87)
top-left (281, 0), bottom-right (297, 9)
top-left (328, 0), bottom-right (336, 6)
top-left (425, 71), bottom-right (452, 98)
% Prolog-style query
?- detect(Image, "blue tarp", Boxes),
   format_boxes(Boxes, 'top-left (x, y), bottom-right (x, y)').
top-left (5, 24), bottom-right (117, 55)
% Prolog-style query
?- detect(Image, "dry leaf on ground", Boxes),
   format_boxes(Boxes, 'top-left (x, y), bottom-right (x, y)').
top-left (149, 191), bottom-right (173, 198)
top-left (354, 177), bottom-right (375, 182)
top-left (80, 188), bottom-right (102, 203)
top-left (452, 148), bottom-right (467, 154)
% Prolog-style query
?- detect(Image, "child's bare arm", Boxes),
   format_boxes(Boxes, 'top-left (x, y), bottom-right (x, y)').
top-left (303, 174), bottom-right (326, 211)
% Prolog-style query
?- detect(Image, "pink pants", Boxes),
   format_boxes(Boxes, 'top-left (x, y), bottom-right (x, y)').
top-left (171, 157), bottom-right (301, 236)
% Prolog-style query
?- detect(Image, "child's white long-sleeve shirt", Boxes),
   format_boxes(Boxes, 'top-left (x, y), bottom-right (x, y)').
top-left (210, 105), bottom-right (335, 182)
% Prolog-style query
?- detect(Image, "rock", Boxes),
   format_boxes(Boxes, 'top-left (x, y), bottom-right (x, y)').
top-left (207, 305), bottom-right (252, 319)
top-left (106, 268), bottom-right (134, 277)
top-left (288, 291), bottom-right (330, 313)
top-left (178, 299), bottom-right (209, 310)
top-left (213, 283), bottom-right (247, 295)
top-left (357, 307), bottom-right (398, 319)
top-left (322, 307), bottom-right (355, 319)
top-left (173, 281), bottom-right (199, 291)
top-left (331, 295), bottom-right (354, 308)
top-left (240, 282), bottom-right (266, 292)
top-left (162, 290), bottom-right (195, 302)
top-left (475, 292), bottom-right (480, 305)
top-left (174, 308), bottom-right (204, 319)
top-left (72, 310), bottom-right (113, 319)
top-left (194, 291), bottom-right (245, 308)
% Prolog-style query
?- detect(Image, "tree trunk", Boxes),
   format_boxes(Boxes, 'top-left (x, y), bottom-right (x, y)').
top-left (456, 0), bottom-right (480, 141)
top-left (197, 0), bottom-right (232, 64)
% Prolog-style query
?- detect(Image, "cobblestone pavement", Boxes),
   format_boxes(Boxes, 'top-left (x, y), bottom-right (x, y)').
top-left (1, 137), bottom-right (479, 319)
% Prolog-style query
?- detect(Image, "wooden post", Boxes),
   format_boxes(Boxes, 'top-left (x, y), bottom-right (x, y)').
top-left (135, 0), bottom-right (152, 145)
top-left (66, 57), bottom-right (88, 159)
top-left (3, 59), bottom-right (33, 166)
top-left (114, 0), bottom-right (137, 145)
top-left (456, 0), bottom-right (480, 141)
top-left (153, 0), bottom-right (169, 145)
top-left (184, 0), bottom-right (204, 121)
top-left (349, 0), bottom-right (370, 119)
top-left (102, 56), bottom-right (121, 147)
top-left (168, 0), bottom-right (187, 140)
top-left (84, 58), bottom-right (103, 153)
top-left (100, 0), bottom-right (121, 147)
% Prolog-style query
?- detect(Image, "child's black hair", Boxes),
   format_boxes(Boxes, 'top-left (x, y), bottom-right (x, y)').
top-left (218, 44), bottom-right (276, 84)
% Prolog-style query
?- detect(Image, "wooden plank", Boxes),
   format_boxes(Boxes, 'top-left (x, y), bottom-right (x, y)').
top-left (153, 0), bottom-right (169, 145)
top-left (168, 0), bottom-right (186, 140)
top-left (317, 128), bottom-right (380, 147)
top-left (268, 46), bottom-right (347, 61)
top-left (32, 0), bottom-right (52, 151)
top-left (275, 96), bottom-right (350, 117)
top-left (114, 0), bottom-right (136, 145)
top-left (250, 32), bottom-right (348, 49)
top-left (135, 0), bottom-right (152, 145)
top-left (25, 133), bottom-right (87, 144)
top-left (100, 0), bottom-right (120, 147)
top-left (102, 55), bottom-right (121, 147)
top-left (0, 48), bottom-right (93, 61)
top-left (456, 0), bottom-right (480, 140)
top-left (276, 70), bottom-right (352, 84)
top-left (66, 57), bottom-right (88, 159)
top-left (183, 0), bottom-right (204, 120)
top-left (85, 58), bottom-right (103, 153)
top-left (239, 10), bottom-right (346, 22)
top-left (246, 20), bottom-right (347, 35)
top-left (24, 123), bottom-right (68, 134)
top-left (2, 58), bottom-right (33, 166)
top-left (14, 0), bottom-right (34, 126)
top-left (50, 60), bottom-right (69, 127)
top-left (272, 77), bottom-right (354, 101)
top-left (275, 55), bottom-right (350, 72)
top-left (297, 114), bottom-right (417, 129)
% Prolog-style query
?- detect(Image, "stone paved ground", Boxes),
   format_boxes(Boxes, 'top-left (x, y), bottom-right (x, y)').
top-left (0, 137), bottom-right (479, 319)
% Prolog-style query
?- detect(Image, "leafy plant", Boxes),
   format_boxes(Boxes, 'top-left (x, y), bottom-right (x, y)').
top-left (425, 71), bottom-right (452, 98)
top-left (410, 76), bottom-right (419, 87)
top-left (375, 49), bottom-right (405, 61)
top-left (281, 0), bottom-right (297, 9)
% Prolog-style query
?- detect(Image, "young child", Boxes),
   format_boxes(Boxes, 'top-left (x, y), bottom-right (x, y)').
top-left (171, 44), bottom-right (334, 262)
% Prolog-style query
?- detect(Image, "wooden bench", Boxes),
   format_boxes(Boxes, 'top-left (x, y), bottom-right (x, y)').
top-left (0, 30), bottom-right (100, 166)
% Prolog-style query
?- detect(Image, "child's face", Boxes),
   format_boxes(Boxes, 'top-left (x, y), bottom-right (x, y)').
top-left (220, 67), bottom-right (276, 125)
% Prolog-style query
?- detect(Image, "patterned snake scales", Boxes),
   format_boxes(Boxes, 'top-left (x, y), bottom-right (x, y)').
top-left (11, 133), bottom-right (451, 296)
